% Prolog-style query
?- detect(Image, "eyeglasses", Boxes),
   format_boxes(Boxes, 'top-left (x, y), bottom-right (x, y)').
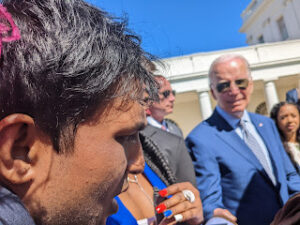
top-left (216, 79), bottom-right (249, 93)
top-left (161, 90), bottom-right (176, 99)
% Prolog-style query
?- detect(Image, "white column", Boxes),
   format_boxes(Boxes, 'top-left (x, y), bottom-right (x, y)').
top-left (264, 81), bottom-right (279, 113)
top-left (197, 91), bottom-right (213, 120)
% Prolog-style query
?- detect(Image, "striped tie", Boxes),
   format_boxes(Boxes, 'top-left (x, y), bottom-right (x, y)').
top-left (239, 120), bottom-right (276, 185)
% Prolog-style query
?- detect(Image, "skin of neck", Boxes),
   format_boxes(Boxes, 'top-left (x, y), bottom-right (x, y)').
top-left (284, 132), bottom-right (298, 143)
top-left (149, 110), bottom-right (165, 123)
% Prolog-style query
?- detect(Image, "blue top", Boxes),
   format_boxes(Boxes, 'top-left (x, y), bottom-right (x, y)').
top-left (106, 163), bottom-right (167, 225)
top-left (0, 186), bottom-right (35, 225)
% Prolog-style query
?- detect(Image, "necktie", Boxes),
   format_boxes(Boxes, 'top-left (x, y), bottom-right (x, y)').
top-left (239, 120), bottom-right (276, 185)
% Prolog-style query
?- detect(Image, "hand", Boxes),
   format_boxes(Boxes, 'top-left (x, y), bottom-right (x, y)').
top-left (213, 208), bottom-right (237, 225)
top-left (156, 182), bottom-right (203, 225)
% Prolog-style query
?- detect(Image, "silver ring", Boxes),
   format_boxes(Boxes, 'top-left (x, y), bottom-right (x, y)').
top-left (174, 214), bottom-right (183, 222)
top-left (182, 189), bottom-right (195, 203)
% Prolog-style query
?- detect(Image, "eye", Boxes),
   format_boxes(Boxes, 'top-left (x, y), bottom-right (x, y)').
top-left (291, 113), bottom-right (298, 118)
top-left (279, 115), bottom-right (287, 120)
top-left (235, 79), bottom-right (249, 89)
top-left (216, 81), bottom-right (230, 93)
top-left (116, 132), bottom-right (139, 144)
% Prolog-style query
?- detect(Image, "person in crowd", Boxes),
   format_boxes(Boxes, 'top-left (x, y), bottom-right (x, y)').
top-left (147, 75), bottom-right (183, 137)
top-left (185, 54), bottom-right (300, 225)
top-left (271, 102), bottom-right (300, 172)
top-left (286, 88), bottom-right (300, 103)
top-left (107, 130), bottom-right (203, 225)
top-left (144, 75), bottom-right (196, 186)
top-left (271, 192), bottom-right (300, 225)
top-left (0, 0), bottom-right (158, 224)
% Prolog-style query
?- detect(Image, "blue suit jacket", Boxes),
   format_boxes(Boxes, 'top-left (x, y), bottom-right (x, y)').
top-left (185, 110), bottom-right (300, 225)
top-left (286, 88), bottom-right (298, 103)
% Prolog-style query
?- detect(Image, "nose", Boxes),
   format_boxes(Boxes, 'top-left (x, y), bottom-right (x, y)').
top-left (228, 82), bottom-right (240, 95)
top-left (287, 115), bottom-right (293, 123)
top-left (169, 91), bottom-right (176, 102)
top-left (126, 137), bottom-right (145, 174)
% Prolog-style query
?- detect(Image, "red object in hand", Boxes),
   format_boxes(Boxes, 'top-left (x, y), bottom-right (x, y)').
top-left (155, 203), bottom-right (166, 214)
top-left (158, 189), bottom-right (168, 197)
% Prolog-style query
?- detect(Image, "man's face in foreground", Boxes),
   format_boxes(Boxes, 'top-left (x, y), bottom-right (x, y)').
top-left (24, 97), bottom-right (147, 225)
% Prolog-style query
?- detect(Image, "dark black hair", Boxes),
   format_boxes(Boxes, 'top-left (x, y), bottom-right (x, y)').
top-left (0, 0), bottom-right (158, 152)
top-left (139, 132), bottom-right (177, 186)
top-left (270, 101), bottom-right (300, 143)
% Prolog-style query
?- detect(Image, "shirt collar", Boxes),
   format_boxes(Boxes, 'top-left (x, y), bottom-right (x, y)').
top-left (216, 106), bottom-right (250, 129)
top-left (147, 116), bottom-right (164, 129)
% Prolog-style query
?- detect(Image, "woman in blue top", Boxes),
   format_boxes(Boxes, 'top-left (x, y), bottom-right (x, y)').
top-left (107, 131), bottom-right (203, 225)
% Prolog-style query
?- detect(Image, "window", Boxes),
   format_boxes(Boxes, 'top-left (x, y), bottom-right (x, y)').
top-left (277, 17), bottom-right (289, 40)
top-left (247, 35), bottom-right (253, 44)
top-left (258, 35), bottom-right (264, 43)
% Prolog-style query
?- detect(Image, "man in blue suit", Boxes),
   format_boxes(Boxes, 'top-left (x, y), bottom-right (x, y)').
top-left (186, 54), bottom-right (300, 225)
top-left (286, 88), bottom-right (299, 103)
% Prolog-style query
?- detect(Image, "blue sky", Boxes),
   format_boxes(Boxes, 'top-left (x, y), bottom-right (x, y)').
top-left (86, 0), bottom-right (252, 58)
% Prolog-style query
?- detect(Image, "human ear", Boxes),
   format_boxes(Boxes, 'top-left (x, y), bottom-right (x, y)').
top-left (0, 114), bottom-right (36, 185)
top-left (210, 85), bottom-right (217, 100)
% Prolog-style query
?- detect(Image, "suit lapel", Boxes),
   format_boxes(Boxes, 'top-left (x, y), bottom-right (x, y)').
top-left (209, 110), bottom-right (265, 172)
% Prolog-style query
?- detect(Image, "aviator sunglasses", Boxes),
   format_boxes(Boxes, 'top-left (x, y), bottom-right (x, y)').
top-left (216, 79), bottom-right (249, 93)
top-left (161, 90), bottom-right (176, 99)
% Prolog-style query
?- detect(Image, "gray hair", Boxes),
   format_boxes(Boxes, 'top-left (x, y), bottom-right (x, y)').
top-left (208, 54), bottom-right (251, 84)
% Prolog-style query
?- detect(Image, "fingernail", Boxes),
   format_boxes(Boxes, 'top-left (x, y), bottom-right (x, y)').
top-left (159, 189), bottom-right (168, 197)
top-left (155, 203), bottom-right (166, 214)
top-left (163, 210), bottom-right (172, 217)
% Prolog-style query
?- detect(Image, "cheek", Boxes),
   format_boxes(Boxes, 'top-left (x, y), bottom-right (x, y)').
top-left (97, 142), bottom-right (128, 180)
top-left (278, 120), bottom-right (287, 130)
top-left (73, 141), bottom-right (128, 185)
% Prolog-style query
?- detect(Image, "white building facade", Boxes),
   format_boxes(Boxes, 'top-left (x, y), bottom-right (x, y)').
top-left (156, 0), bottom-right (300, 137)
top-left (240, 0), bottom-right (300, 44)
top-left (157, 41), bottom-right (300, 137)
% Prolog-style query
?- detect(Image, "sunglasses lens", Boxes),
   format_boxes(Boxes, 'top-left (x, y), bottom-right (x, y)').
top-left (216, 79), bottom-right (249, 93)
top-left (161, 90), bottom-right (176, 98)
top-left (235, 79), bottom-right (249, 89)
top-left (162, 90), bottom-right (171, 98)
top-left (216, 82), bottom-right (230, 93)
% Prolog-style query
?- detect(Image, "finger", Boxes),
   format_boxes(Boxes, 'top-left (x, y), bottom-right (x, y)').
top-left (214, 208), bottom-right (237, 223)
top-left (156, 190), bottom-right (192, 215)
top-left (159, 195), bottom-right (201, 221)
top-left (172, 208), bottom-right (203, 225)
top-left (166, 199), bottom-right (192, 217)
top-left (161, 182), bottom-right (197, 197)
top-left (158, 217), bottom-right (176, 225)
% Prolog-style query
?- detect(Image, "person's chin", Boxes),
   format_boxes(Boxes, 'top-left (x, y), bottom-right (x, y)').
top-left (104, 197), bottom-right (119, 219)
top-left (231, 103), bottom-right (246, 112)
top-left (106, 175), bottom-right (127, 216)
top-left (110, 198), bottom-right (119, 214)
top-left (228, 107), bottom-right (245, 117)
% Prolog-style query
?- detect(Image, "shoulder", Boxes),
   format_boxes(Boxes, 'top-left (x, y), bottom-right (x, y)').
top-left (164, 118), bottom-right (183, 137)
top-left (142, 124), bottom-right (181, 142)
top-left (164, 118), bottom-right (180, 128)
top-left (249, 112), bottom-right (275, 125)
top-left (187, 118), bottom-right (216, 138)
